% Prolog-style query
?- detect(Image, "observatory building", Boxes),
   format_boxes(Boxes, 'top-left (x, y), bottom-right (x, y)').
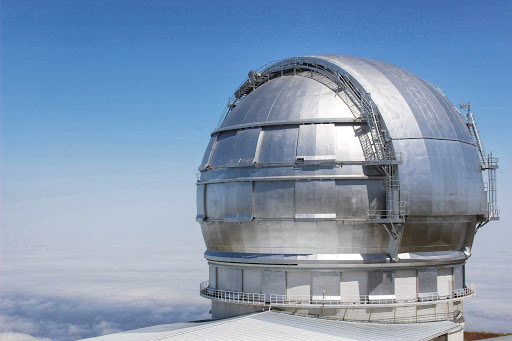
top-left (81, 54), bottom-right (499, 341)
top-left (196, 55), bottom-right (499, 336)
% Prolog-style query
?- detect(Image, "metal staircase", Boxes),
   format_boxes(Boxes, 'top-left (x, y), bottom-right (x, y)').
top-left (459, 103), bottom-right (499, 229)
top-left (217, 58), bottom-right (408, 260)
top-left (218, 59), bottom-right (406, 231)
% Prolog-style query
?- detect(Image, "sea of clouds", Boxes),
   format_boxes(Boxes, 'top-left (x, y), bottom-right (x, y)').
top-left (0, 245), bottom-right (210, 341)
top-left (464, 247), bottom-right (512, 332)
top-left (0, 237), bottom-right (510, 341)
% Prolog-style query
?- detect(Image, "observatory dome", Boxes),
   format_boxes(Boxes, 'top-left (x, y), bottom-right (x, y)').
top-left (197, 55), bottom-right (497, 322)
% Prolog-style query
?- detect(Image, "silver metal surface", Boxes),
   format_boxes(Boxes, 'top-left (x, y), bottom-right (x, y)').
top-left (196, 54), bottom-right (495, 322)
top-left (198, 61), bottom-right (487, 259)
top-left (204, 250), bottom-right (468, 266)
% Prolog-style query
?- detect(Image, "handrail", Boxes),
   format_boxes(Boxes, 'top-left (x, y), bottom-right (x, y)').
top-left (368, 201), bottom-right (407, 221)
top-left (460, 104), bottom-right (499, 224)
top-left (213, 58), bottom-right (404, 225)
top-left (200, 280), bottom-right (475, 308)
top-left (371, 312), bottom-right (459, 324)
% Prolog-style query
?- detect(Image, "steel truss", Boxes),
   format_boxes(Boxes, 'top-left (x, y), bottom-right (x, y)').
top-left (220, 57), bottom-right (406, 260)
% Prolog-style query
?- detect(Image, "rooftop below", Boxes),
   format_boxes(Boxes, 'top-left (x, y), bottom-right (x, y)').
top-left (79, 310), bottom-right (461, 341)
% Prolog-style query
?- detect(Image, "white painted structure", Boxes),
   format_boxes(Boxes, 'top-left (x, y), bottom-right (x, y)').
top-left (80, 311), bottom-right (463, 341)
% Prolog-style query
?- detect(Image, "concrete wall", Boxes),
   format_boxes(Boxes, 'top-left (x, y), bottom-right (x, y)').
top-left (368, 271), bottom-right (394, 296)
top-left (340, 271), bottom-right (368, 301)
top-left (453, 265), bottom-right (464, 289)
top-left (243, 270), bottom-right (262, 293)
top-left (438, 268), bottom-right (453, 297)
top-left (217, 268), bottom-right (242, 292)
top-left (286, 271), bottom-right (311, 296)
top-left (395, 270), bottom-right (417, 299)
top-left (211, 301), bottom-right (265, 320)
top-left (262, 270), bottom-right (286, 296)
top-left (209, 265), bottom-right (217, 289)
top-left (312, 271), bottom-right (340, 299)
top-left (209, 264), bottom-right (463, 300)
top-left (418, 268), bottom-right (438, 294)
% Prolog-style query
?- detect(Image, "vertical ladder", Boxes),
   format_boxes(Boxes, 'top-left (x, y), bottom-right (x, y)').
top-left (221, 59), bottom-right (406, 225)
top-left (220, 58), bottom-right (408, 260)
top-left (459, 103), bottom-right (499, 225)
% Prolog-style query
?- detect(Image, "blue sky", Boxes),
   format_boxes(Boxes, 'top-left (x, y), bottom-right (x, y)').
top-left (2, 0), bottom-right (511, 249)
top-left (1, 0), bottom-right (511, 339)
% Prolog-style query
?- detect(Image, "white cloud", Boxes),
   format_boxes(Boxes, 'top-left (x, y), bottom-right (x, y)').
top-left (2, 243), bottom-right (510, 340)
top-left (0, 332), bottom-right (51, 341)
top-left (464, 248), bottom-right (512, 333)
top-left (0, 246), bottom-right (210, 341)
top-left (93, 322), bottom-right (122, 336)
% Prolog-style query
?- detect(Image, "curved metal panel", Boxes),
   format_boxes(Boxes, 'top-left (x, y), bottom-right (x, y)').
top-left (335, 126), bottom-right (365, 162)
top-left (203, 250), bottom-right (466, 266)
top-left (297, 124), bottom-right (336, 164)
top-left (196, 184), bottom-right (206, 222)
top-left (209, 129), bottom-right (261, 168)
top-left (205, 183), bottom-right (225, 220)
top-left (224, 182), bottom-right (253, 222)
top-left (267, 76), bottom-right (309, 121)
top-left (228, 128), bottom-right (261, 167)
top-left (209, 131), bottom-right (237, 169)
top-left (253, 181), bottom-right (295, 219)
top-left (255, 127), bottom-right (299, 164)
top-left (300, 78), bottom-right (353, 119)
top-left (199, 136), bottom-right (217, 171)
top-left (295, 181), bottom-right (336, 219)
top-left (198, 54), bottom-right (488, 270)
top-left (305, 54), bottom-right (484, 216)
top-left (220, 77), bottom-right (286, 128)
top-left (362, 57), bottom-right (470, 142)
top-left (221, 76), bottom-right (355, 131)
top-left (400, 220), bottom-right (473, 253)
top-left (335, 179), bottom-right (385, 218)
top-left (310, 54), bottom-right (473, 143)
top-left (201, 220), bottom-right (390, 255)
top-left (242, 77), bottom-right (290, 125)
top-left (395, 138), bottom-right (484, 216)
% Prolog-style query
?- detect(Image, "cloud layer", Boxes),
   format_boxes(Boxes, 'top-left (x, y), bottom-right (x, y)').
top-left (0, 246), bottom-right (210, 340)
top-left (1, 244), bottom-right (511, 340)
top-left (0, 332), bottom-right (52, 341)
top-left (464, 248), bottom-right (512, 333)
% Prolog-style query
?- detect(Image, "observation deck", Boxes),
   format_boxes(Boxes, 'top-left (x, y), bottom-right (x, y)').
top-left (200, 280), bottom-right (475, 309)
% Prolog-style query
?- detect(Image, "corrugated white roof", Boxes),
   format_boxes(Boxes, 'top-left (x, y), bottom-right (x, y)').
top-left (79, 311), bottom-right (460, 341)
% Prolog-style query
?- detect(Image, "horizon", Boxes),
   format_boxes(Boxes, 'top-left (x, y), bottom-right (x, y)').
top-left (1, 1), bottom-right (511, 340)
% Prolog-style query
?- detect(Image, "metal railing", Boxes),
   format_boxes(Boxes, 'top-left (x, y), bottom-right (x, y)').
top-left (368, 201), bottom-right (407, 222)
top-left (484, 154), bottom-right (499, 221)
top-left (200, 281), bottom-right (475, 308)
top-left (371, 312), bottom-right (460, 324)
top-left (220, 57), bottom-right (393, 163)
top-left (364, 151), bottom-right (403, 165)
top-left (460, 104), bottom-right (499, 225)
top-left (215, 57), bottom-right (406, 227)
top-left (200, 281), bottom-right (266, 305)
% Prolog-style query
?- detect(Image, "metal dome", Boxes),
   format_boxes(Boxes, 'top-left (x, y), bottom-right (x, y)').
top-left (196, 54), bottom-right (498, 322)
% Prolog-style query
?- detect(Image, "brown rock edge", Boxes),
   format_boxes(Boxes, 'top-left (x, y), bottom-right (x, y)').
top-left (465, 331), bottom-right (512, 340)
